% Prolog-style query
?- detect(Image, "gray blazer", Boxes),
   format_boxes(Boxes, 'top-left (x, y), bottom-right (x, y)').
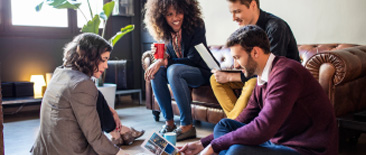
top-left (31, 67), bottom-right (119, 155)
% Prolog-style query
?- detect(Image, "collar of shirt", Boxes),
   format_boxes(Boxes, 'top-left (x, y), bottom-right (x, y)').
top-left (257, 53), bottom-right (275, 86)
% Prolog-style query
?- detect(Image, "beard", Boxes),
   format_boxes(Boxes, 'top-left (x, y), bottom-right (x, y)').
top-left (243, 55), bottom-right (257, 78)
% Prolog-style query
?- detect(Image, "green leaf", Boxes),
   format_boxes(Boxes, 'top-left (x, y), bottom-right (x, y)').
top-left (103, 1), bottom-right (115, 19)
top-left (121, 25), bottom-right (134, 32)
top-left (110, 25), bottom-right (135, 46)
top-left (35, 1), bottom-right (44, 12)
top-left (45, 0), bottom-right (81, 10)
top-left (81, 15), bottom-right (101, 34)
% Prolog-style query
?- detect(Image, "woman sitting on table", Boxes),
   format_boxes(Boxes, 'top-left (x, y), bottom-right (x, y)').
top-left (31, 33), bottom-right (143, 155)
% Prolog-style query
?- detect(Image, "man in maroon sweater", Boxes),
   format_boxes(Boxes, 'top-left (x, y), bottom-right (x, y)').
top-left (179, 25), bottom-right (337, 155)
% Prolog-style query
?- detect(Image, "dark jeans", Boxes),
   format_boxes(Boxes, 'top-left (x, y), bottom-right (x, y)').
top-left (151, 64), bottom-right (207, 126)
top-left (96, 90), bottom-right (116, 133)
top-left (214, 119), bottom-right (300, 155)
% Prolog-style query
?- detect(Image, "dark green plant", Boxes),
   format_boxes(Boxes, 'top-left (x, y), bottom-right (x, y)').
top-left (36, 0), bottom-right (134, 46)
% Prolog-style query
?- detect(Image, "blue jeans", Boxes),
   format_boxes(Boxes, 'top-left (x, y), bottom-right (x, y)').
top-left (151, 64), bottom-right (207, 126)
top-left (214, 119), bottom-right (300, 155)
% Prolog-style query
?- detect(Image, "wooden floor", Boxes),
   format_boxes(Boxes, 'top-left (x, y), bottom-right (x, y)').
top-left (3, 96), bottom-right (214, 155)
top-left (3, 96), bottom-right (366, 155)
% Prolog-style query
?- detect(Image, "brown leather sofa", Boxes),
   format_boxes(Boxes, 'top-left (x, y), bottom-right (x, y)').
top-left (142, 44), bottom-right (366, 124)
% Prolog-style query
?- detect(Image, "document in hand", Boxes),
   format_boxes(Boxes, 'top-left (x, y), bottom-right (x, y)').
top-left (141, 132), bottom-right (180, 155)
top-left (195, 43), bottom-right (241, 72)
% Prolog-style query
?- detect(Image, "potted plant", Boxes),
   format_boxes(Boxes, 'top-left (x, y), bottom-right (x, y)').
top-left (36, 0), bottom-right (134, 86)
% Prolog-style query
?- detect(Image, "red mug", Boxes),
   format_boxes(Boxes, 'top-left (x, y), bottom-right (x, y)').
top-left (154, 43), bottom-right (165, 59)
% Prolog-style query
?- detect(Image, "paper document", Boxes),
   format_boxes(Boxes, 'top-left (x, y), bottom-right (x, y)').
top-left (195, 43), bottom-right (241, 72)
top-left (141, 132), bottom-right (180, 155)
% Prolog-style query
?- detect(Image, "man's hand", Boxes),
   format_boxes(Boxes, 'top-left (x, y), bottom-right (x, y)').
top-left (211, 70), bottom-right (231, 83)
top-left (200, 144), bottom-right (217, 155)
top-left (179, 140), bottom-right (204, 155)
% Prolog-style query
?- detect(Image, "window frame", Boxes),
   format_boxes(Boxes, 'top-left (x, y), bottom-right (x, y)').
top-left (0, 0), bottom-right (96, 39)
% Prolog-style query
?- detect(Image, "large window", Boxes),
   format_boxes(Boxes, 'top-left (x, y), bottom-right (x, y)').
top-left (1, 0), bottom-right (107, 37)
top-left (11, 0), bottom-right (68, 27)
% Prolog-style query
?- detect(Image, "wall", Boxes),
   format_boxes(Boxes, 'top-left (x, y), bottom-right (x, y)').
top-left (199, 0), bottom-right (366, 45)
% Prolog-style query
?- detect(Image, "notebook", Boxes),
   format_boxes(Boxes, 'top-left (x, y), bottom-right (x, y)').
top-left (195, 43), bottom-right (241, 72)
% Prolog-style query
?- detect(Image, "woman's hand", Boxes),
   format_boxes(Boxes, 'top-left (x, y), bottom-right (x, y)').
top-left (151, 43), bottom-right (169, 60)
top-left (144, 59), bottom-right (167, 81)
top-left (150, 44), bottom-right (157, 55)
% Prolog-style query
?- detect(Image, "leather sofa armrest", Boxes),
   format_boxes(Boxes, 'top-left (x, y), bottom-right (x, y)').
top-left (141, 50), bottom-right (156, 71)
top-left (305, 46), bottom-right (366, 116)
top-left (305, 46), bottom-right (366, 86)
top-left (141, 50), bottom-right (156, 111)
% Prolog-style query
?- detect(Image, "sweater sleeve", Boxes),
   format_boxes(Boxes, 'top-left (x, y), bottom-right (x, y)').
top-left (210, 66), bottom-right (303, 153)
top-left (200, 134), bottom-right (214, 147)
top-left (70, 80), bottom-right (119, 155)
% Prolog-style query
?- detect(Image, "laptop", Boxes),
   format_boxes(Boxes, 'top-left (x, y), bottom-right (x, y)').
top-left (195, 43), bottom-right (241, 72)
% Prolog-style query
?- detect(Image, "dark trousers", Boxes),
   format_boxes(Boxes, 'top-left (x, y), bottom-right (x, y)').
top-left (214, 119), bottom-right (299, 155)
top-left (96, 90), bottom-right (116, 133)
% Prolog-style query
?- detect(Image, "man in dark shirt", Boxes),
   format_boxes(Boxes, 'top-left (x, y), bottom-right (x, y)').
top-left (211, 0), bottom-right (300, 119)
top-left (180, 25), bottom-right (337, 155)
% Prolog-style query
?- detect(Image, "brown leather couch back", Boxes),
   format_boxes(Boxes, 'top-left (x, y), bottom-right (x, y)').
top-left (298, 44), bottom-right (359, 65)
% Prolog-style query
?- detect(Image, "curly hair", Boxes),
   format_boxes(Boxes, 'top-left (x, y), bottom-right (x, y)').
top-left (143, 0), bottom-right (204, 42)
top-left (62, 33), bottom-right (112, 77)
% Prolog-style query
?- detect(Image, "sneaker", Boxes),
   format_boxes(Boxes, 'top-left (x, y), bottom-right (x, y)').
top-left (174, 127), bottom-right (196, 141)
top-left (159, 124), bottom-right (177, 135)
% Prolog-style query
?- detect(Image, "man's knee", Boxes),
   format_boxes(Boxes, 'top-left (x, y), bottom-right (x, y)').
top-left (217, 118), bottom-right (235, 128)
top-left (225, 144), bottom-right (246, 154)
top-left (210, 74), bottom-right (217, 84)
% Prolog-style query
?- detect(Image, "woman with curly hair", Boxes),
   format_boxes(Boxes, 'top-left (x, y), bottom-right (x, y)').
top-left (144, 0), bottom-right (212, 141)
top-left (31, 33), bottom-right (144, 155)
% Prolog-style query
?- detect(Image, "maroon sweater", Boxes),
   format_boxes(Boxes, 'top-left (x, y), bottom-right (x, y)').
top-left (201, 56), bottom-right (337, 155)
